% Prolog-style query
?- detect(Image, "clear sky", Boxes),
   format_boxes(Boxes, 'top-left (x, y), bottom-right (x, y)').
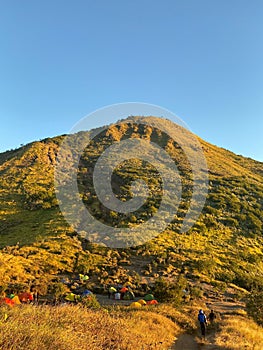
top-left (1, 0), bottom-right (262, 161)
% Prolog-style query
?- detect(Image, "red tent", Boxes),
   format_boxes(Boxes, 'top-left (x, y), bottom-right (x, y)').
top-left (18, 292), bottom-right (33, 303)
top-left (0, 297), bottom-right (15, 307)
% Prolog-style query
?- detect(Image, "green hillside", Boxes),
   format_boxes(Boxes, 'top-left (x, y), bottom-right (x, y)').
top-left (0, 117), bottom-right (263, 296)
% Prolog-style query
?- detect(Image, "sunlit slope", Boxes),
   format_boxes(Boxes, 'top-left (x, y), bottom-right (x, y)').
top-left (0, 137), bottom-right (70, 246)
top-left (0, 118), bottom-right (262, 292)
top-left (0, 119), bottom-right (262, 247)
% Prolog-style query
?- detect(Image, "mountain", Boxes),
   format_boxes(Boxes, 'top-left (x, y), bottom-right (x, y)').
top-left (0, 117), bottom-right (262, 295)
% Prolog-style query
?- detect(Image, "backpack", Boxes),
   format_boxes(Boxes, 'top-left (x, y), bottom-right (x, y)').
top-left (198, 313), bottom-right (206, 323)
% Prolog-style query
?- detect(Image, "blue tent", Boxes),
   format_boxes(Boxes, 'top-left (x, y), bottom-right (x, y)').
top-left (82, 290), bottom-right (93, 297)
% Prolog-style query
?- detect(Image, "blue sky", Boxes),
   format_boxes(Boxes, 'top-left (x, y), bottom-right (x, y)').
top-left (1, 0), bottom-right (262, 161)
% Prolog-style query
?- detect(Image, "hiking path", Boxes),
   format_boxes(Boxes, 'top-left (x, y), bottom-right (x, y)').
top-left (171, 297), bottom-right (245, 350)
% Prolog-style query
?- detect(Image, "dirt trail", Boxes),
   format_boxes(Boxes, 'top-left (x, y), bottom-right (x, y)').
top-left (172, 334), bottom-right (199, 350)
top-left (171, 298), bottom-right (245, 350)
top-left (171, 329), bottom-right (221, 350)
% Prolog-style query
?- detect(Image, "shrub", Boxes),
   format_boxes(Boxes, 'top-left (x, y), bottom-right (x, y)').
top-left (81, 294), bottom-right (101, 309)
top-left (189, 286), bottom-right (203, 299)
top-left (246, 290), bottom-right (263, 326)
top-left (154, 275), bottom-right (187, 305)
top-left (49, 282), bottom-right (69, 303)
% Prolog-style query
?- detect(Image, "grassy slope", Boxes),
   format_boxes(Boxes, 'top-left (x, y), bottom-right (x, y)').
top-left (0, 122), bottom-right (263, 348)
top-left (0, 303), bottom-right (262, 350)
top-left (0, 120), bottom-right (262, 293)
top-left (0, 304), bottom-right (180, 350)
top-left (214, 315), bottom-right (263, 349)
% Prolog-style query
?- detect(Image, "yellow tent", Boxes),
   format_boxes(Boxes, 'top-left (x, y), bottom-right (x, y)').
top-left (137, 299), bottom-right (147, 306)
top-left (66, 293), bottom-right (82, 302)
top-left (129, 302), bottom-right (142, 308)
top-left (12, 296), bottom-right (21, 305)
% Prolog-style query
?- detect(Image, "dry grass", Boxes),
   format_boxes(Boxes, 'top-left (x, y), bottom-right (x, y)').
top-left (1, 298), bottom-right (263, 350)
top-left (0, 304), bottom-right (180, 350)
top-left (150, 303), bottom-right (200, 332)
top-left (215, 315), bottom-right (263, 350)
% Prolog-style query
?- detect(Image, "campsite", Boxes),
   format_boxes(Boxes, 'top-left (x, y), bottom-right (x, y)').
top-left (1, 272), bottom-right (262, 350)
top-left (0, 272), bottom-right (159, 308)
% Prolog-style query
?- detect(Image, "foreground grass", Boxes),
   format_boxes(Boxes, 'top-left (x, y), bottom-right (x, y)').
top-left (1, 303), bottom-right (263, 349)
top-left (0, 304), bottom-right (180, 350)
top-left (215, 315), bottom-right (263, 350)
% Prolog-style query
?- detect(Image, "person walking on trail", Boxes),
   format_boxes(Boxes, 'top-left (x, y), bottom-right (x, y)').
top-left (208, 309), bottom-right (216, 324)
top-left (198, 309), bottom-right (207, 338)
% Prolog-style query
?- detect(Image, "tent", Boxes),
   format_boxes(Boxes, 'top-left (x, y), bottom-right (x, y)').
top-left (114, 292), bottom-right (121, 300)
top-left (0, 297), bottom-right (14, 307)
top-left (79, 274), bottom-right (89, 281)
top-left (129, 302), bottom-right (142, 308)
top-left (137, 299), bottom-right (147, 306)
top-left (144, 294), bottom-right (155, 301)
top-left (82, 290), bottom-right (93, 297)
top-left (109, 286), bottom-right (117, 293)
top-left (65, 293), bottom-right (81, 302)
top-left (146, 299), bottom-right (158, 305)
top-left (12, 296), bottom-right (21, 305)
top-left (123, 291), bottom-right (135, 300)
top-left (65, 293), bottom-right (75, 302)
top-left (18, 292), bottom-right (33, 303)
top-left (120, 287), bottom-right (128, 293)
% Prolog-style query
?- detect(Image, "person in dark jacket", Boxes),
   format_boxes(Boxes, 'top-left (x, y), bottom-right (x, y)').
top-left (208, 309), bottom-right (216, 324)
top-left (198, 309), bottom-right (207, 338)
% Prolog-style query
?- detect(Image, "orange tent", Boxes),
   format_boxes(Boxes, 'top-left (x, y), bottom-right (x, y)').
top-left (146, 299), bottom-right (158, 305)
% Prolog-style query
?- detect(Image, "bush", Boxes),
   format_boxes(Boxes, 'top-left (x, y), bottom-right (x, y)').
top-left (233, 272), bottom-right (263, 291)
top-left (195, 258), bottom-right (216, 278)
top-left (154, 276), bottom-right (187, 305)
top-left (246, 290), bottom-right (263, 326)
top-left (189, 286), bottom-right (203, 299)
top-left (81, 294), bottom-right (101, 309)
top-left (49, 282), bottom-right (69, 303)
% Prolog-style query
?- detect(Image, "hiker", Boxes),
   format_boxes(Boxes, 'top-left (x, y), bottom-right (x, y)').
top-left (208, 309), bottom-right (216, 323)
top-left (198, 309), bottom-right (207, 338)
